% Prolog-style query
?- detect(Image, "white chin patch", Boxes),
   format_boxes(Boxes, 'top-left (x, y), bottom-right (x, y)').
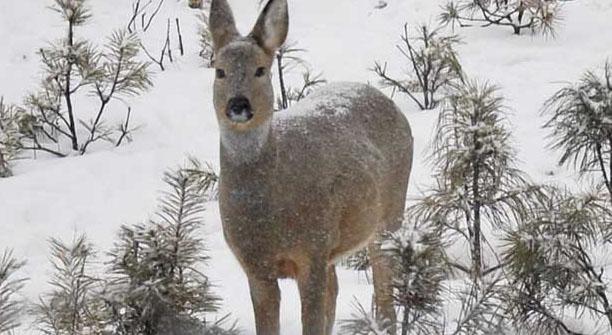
top-left (220, 119), bottom-right (271, 164)
top-left (230, 113), bottom-right (250, 123)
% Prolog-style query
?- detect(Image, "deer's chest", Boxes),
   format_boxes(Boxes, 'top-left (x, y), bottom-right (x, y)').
top-left (220, 181), bottom-right (294, 250)
top-left (219, 176), bottom-right (333, 257)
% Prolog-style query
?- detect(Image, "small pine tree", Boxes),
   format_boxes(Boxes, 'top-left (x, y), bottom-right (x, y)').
top-left (340, 224), bottom-right (506, 335)
top-left (373, 24), bottom-right (463, 110)
top-left (543, 61), bottom-right (612, 201)
top-left (0, 99), bottom-right (25, 178)
top-left (440, 0), bottom-right (561, 36)
top-left (23, 0), bottom-right (151, 156)
top-left (383, 222), bottom-right (448, 335)
top-left (0, 250), bottom-right (26, 334)
top-left (503, 188), bottom-right (612, 334)
top-left (104, 160), bottom-right (224, 335)
top-left (409, 80), bottom-right (543, 280)
top-left (11, 159), bottom-right (232, 335)
top-left (31, 235), bottom-right (107, 335)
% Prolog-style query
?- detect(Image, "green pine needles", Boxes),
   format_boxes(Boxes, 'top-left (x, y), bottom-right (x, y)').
top-left (32, 236), bottom-right (105, 335)
top-left (0, 99), bottom-right (25, 178)
top-left (105, 162), bottom-right (221, 335)
top-left (373, 24), bottom-right (463, 110)
top-left (0, 250), bottom-right (26, 334)
top-left (29, 159), bottom-right (237, 335)
top-left (22, 0), bottom-right (151, 156)
top-left (543, 61), bottom-right (612, 201)
top-left (440, 0), bottom-right (561, 36)
top-left (410, 80), bottom-right (543, 280)
top-left (503, 188), bottom-right (612, 334)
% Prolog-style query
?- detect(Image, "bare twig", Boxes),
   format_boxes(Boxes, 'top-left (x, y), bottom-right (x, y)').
top-left (116, 107), bottom-right (133, 147)
top-left (276, 52), bottom-right (288, 109)
top-left (166, 18), bottom-right (173, 63)
top-left (143, 0), bottom-right (165, 31)
top-left (176, 18), bottom-right (184, 56)
top-left (140, 41), bottom-right (167, 71)
top-left (373, 61), bottom-right (425, 110)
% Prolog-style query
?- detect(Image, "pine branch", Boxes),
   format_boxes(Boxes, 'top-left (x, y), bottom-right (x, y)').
top-left (0, 250), bottom-right (26, 333)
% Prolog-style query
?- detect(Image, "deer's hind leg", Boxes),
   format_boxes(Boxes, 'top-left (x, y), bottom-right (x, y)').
top-left (368, 181), bottom-right (408, 334)
top-left (368, 239), bottom-right (397, 334)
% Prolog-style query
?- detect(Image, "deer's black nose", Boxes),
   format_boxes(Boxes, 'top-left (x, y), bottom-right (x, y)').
top-left (226, 96), bottom-right (253, 123)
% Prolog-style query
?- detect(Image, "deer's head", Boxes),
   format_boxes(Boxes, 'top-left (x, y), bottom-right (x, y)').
top-left (210, 0), bottom-right (288, 132)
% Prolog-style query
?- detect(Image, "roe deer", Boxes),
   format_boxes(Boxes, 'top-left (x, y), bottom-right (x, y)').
top-left (209, 0), bottom-right (413, 334)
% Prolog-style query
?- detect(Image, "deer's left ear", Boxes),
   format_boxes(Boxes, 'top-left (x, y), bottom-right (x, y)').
top-left (248, 0), bottom-right (288, 53)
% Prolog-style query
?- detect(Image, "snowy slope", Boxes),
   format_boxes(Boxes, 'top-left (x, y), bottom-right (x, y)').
top-left (1, 0), bottom-right (612, 334)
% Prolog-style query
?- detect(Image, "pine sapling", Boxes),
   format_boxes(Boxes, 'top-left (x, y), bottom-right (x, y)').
top-left (79, 30), bottom-right (152, 153)
top-left (0, 250), bottom-right (27, 334)
top-left (341, 221), bottom-right (507, 335)
top-left (409, 80), bottom-right (543, 280)
top-left (105, 159), bottom-right (224, 335)
top-left (503, 188), bottom-right (612, 334)
top-left (373, 24), bottom-right (463, 110)
top-left (31, 235), bottom-right (106, 335)
top-left (197, 3), bottom-right (214, 67)
top-left (0, 99), bottom-right (26, 178)
top-left (383, 222), bottom-right (448, 335)
top-left (543, 61), bottom-right (612, 202)
top-left (23, 0), bottom-right (151, 156)
top-left (440, 0), bottom-right (561, 36)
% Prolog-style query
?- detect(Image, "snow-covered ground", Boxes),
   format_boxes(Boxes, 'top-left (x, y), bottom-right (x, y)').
top-left (1, 0), bottom-right (612, 334)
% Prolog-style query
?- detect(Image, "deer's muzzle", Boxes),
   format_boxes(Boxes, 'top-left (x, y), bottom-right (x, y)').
top-left (226, 96), bottom-right (253, 123)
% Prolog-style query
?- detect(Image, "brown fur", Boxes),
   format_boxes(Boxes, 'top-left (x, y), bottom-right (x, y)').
top-left (209, 1), bottom-right (413, 334)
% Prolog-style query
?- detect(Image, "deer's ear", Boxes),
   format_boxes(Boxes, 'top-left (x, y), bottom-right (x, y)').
top-left (248, 0), bottom-right (288, 53)
top-left (209, 0), bottom-right (240, 52)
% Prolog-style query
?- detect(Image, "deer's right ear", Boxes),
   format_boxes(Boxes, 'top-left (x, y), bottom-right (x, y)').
top-left (209, 0), bottom-right (240, 52)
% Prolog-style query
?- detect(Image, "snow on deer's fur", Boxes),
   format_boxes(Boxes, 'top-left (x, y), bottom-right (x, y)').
top-left (208, 0), bottom-right (413, 334)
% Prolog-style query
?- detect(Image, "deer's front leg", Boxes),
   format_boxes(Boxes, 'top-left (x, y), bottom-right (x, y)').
top-left (298, 258), bottom-right (329, 335)
top-left (325, 265), bottom-right (338, 335)
top-left (248, 275), bottom-right (281, 335)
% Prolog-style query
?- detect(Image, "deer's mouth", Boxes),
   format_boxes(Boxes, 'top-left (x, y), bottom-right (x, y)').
top-left (227, 109), bottom-right (253, 123)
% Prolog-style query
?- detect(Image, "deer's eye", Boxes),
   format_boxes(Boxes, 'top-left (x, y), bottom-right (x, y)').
top-left (216, 69), bottom-right (226, 79)
top-left (255, 67), bottom-right (266, 77)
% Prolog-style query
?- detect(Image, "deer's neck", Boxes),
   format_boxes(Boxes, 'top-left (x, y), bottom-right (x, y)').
top-left (220, 119), bottom-right (275, 169)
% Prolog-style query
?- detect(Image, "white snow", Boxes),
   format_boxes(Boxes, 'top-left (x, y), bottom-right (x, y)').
top-left (275, 82), bottom-right (366, 120)
top-left (2, 0), bottom-right (612, 334)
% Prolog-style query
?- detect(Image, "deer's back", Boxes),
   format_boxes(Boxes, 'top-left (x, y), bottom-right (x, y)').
top-left (273, 82), bottom-right (412, 187)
